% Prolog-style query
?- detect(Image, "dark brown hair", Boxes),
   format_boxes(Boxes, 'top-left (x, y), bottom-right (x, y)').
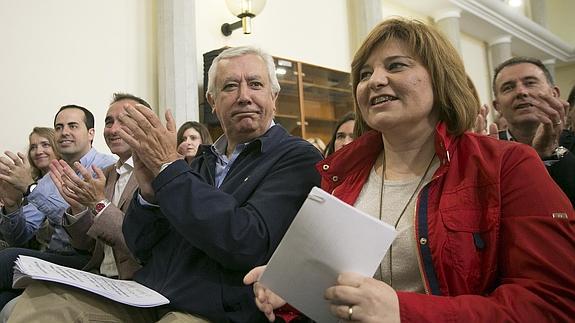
top-left (177, 121), bottom-right (213, 147)
top-left (324, 112), bottom-right (355, 157)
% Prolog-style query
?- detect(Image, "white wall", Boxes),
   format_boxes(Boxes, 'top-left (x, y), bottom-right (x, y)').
top-left (0, 0), bottom-right (156, 154)
top-left (556, 64), bottom-right (575, 99)
top-left (547, 0), bottom-right (575, 45)
top-left (460, 33), bottom-right (491, 105)
top-left (381, 1), bottom-right (429, 22)
top-left (2, 0), bottom-right (353, 154)
top-left (194, 0), bottom-right (352, 101)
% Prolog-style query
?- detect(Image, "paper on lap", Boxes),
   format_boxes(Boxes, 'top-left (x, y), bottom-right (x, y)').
top-left (13, 255), bottom-right (169, 308)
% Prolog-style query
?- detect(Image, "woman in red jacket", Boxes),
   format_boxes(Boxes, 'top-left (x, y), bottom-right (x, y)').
top-left (245, 17), bottom-right (575, 322)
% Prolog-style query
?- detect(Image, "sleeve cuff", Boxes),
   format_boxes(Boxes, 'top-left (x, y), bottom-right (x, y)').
top-left (1, 206), bottom-right (20, 219)
top-left (65, 207), bottom-right (89, 224)
top-left (160, 161), bottom-right (174, 174)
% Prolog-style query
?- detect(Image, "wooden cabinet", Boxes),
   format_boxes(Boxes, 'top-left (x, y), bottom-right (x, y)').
top-left (201, 48), bottom-right (354, 144)
top-left (274, 57), bottom-right (353, 144)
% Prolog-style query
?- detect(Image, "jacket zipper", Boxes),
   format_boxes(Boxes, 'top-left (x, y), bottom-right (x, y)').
top-left (413, 189), bottom-right (430, 295)
top-left (413, 170), bottom-right (445, 296)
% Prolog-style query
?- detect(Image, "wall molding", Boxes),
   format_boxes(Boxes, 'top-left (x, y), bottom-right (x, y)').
top-left (390, 0), bottom-right (575, 64)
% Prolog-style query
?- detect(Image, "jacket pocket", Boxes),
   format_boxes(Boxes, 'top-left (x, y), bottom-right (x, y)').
top-left (439, 207), bottom-right (499, 294)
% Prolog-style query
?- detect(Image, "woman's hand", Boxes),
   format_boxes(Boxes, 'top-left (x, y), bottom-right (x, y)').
top-left (324, 272), bottom-right (400, 323)
top-left (243, 265), bottom-right (286, 322)
top-left (0, 151), bottom-right (34, 193)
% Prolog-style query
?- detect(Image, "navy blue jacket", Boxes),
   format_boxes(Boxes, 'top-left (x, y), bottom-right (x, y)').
top-left (123, 125), bottom-right (322, 322)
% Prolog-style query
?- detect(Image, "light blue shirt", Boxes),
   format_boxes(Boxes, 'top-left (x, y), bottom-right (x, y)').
top-left (0, 148), bottom-right (116, 254)
top-left (211, 137), bottom-right (248, 188)
top-left (211, 121), bottom-right (275, 188)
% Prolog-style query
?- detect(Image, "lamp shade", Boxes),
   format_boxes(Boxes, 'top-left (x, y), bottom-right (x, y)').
top-left (225, 0), bottom-right (266, 17)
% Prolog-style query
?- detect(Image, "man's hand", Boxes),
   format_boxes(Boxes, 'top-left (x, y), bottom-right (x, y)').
top-left (117, 105), bottom-right (178, 176)
top-left (243, 266), bottom-right (286, 322)
top-left (531, 93), bottom-right (569, 157)
top-left (132, 152), bottom-right (157, 203)
top-left (473, 104), bottom-right (489, 135)
top-left (473, 105), bottom-right (499, 138)
top-left (49, 160), bottom-right (106, 215)
top-left (0, 151), bottom-right (35, 193)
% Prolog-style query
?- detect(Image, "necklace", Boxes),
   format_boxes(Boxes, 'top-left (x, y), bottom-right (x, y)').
top-left (378, 153), bottom-right (436, 287)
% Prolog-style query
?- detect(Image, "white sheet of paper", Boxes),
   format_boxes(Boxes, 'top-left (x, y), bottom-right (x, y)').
top-left (259, 187), bottom-right (397, 323)
top-left (13, 255), bottom-right (169, 308)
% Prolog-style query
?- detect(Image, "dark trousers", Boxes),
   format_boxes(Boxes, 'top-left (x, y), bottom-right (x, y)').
top-left (0, 247), bottom-right (89, 309)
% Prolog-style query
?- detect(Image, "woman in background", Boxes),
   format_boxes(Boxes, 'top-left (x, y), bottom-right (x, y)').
top-left (27, 127), bottom-right (60, 180)
top-left (176, 121), bottom-right (213, 164)
top-left (324, 112), bottom-right (355, 156)
top-left (26, 127), bottom-right (61, 251)
top-left (0, 127), bottom-right (61, 314)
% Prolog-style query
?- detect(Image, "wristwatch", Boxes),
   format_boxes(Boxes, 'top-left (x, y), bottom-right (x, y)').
top-left (542, 146), bottom-right (569, 161)
top-left (23, 182), bottom-right (38, 198)
top-left (92, 199), bottom-right (111, 215)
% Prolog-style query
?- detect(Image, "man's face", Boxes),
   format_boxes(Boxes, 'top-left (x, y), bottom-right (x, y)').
top-left (208, 54), bottom-right (277, 144)
top-left (493, 63), bottom-right (559, 128)
top-left (104, 100), bottom-right (133, 162)
top-left (54, 108), bottom-right (95, 162)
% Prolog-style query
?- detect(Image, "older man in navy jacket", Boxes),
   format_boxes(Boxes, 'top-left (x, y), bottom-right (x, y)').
top-left (8, 46), bottom-right (322, 323)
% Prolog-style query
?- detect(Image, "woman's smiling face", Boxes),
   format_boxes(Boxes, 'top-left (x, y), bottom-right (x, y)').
top-left (355, 39), bottom-right (437, 134)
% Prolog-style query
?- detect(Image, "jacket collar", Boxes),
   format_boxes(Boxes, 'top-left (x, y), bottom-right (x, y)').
top-left (199, 124), bottom-right (287, 158)
top-left (318, 121), bottom-right (457, 180)
top-left (433, 122), bottom-right (456, 172)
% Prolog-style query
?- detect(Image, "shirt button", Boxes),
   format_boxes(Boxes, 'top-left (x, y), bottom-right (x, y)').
top-left (332, 176), bottom-right (339, 182)
top-left (419, 237), bottom-right (428, 245)
top-left (322, 164), bottom-right (329, 171)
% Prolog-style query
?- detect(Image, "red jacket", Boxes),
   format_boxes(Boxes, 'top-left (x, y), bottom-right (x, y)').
top-left (315, 122), bottom-right (575, 322)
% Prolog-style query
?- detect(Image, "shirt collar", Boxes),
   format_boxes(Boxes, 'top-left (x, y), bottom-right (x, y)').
top-left (116, 156), bottom-right (134, 175)
top-left (211, 120), bottom-right (276, 157)
top-left (505, 129), bottom-right (516, 141)
top-left (78, 147), bottom-right (98, 166)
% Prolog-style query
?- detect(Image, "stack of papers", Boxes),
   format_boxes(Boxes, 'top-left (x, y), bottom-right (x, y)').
top-left (13, 256), bottom-right (169, 308)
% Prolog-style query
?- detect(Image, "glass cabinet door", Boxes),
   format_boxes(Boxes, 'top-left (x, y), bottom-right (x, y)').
top-left (300, 63), bottom-right (353, 144)
top-left (274, 57), bottom-right (303, 137)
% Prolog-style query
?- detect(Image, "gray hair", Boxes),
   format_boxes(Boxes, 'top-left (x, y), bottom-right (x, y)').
top-left (205, 46), bottom-right (281, 101)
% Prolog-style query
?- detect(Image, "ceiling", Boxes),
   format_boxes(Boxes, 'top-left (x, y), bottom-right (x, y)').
top-left (387, 0), bottom-right (575, 65)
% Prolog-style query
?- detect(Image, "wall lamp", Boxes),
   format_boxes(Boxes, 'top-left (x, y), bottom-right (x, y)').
top-left (221, 0), bottom-right (267, 36)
